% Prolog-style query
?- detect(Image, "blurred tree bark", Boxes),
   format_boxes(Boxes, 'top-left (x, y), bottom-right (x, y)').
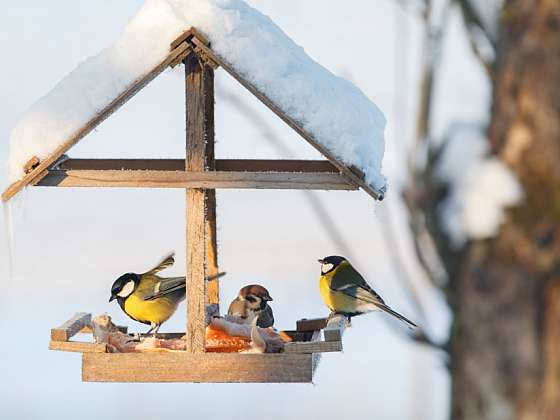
top-left (449, 1), bottom-right (560, 419)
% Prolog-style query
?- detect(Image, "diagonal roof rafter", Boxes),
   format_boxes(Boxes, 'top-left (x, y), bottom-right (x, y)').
top-left (2, 27), bottom-right (385, 202)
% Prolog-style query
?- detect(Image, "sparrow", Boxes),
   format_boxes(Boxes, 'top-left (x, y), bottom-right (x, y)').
top-left (228, 284), bottom-right (274, 328)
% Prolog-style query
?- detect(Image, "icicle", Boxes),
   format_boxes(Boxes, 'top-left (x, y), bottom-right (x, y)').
top-left (3, 199), bottom-right (15, 281)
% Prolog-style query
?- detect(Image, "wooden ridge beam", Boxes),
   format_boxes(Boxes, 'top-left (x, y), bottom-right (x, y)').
top-left (57, 158), bottom-right (339, 173)
top-left (35, 170), bottom-right (357, 191)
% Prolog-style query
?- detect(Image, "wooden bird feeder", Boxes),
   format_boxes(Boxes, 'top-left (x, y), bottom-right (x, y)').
top-left (3, 28), bottom-right (382, 383)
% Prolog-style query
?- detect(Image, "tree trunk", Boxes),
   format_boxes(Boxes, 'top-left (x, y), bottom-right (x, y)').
top-left (449, 1), bottom-right (560, 419)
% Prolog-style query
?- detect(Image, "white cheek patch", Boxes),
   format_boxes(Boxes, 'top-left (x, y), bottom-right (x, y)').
top-left (117, 280), bottom-right (135, 298)
top-left (321, 263), bottom-right (334, 274)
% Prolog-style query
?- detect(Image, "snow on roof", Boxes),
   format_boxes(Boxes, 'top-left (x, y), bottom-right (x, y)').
top-left (7, 0), bottom-right (386, 192)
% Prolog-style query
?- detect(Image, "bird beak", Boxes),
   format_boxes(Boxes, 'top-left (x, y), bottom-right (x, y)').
top-left (265, 296), bottom-right (273, 302)
top-left (317, 259), bottom-right (324, 264)
top-left (109, 295), bottom-right (115, 302)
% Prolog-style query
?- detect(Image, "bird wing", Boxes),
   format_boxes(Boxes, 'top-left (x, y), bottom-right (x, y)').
top-left (256, 304), bottom-right (274, 328)
top-left (227, 297), bottom-right (248, 318)
top-left (329, 262), bottom-right (417, 329)
top-left (143, 276), bottom-right (185, 301)
top-left (329, 261), bottom-right (385, 305)
top-left (143, 272), bottom-right (226, 301)
top-left (144, 253), bottom-right (175, 276)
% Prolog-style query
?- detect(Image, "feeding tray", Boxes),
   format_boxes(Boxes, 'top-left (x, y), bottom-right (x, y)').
top-left (49, 313), bottom-right (347, 383)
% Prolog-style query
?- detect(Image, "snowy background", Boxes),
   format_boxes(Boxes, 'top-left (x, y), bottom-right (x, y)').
top-left (0, 1), bottom-right (490, 418)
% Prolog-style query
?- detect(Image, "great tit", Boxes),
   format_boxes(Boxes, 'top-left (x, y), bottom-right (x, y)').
top-left (228, 285), bottom-right (275, 328)
top-left (109, 253), bottom-right (185, 334)
top-left (318, 256), bottom-right (417, 329)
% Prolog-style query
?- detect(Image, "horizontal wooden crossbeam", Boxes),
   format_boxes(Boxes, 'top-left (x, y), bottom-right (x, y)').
top-left (36, 169), bottom-right (357, 190)
top-left (56, 158), bottom-right (339, 173)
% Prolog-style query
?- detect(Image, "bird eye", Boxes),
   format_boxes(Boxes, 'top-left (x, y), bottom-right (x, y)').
top-left (246, 295), bottom-right (257, 303)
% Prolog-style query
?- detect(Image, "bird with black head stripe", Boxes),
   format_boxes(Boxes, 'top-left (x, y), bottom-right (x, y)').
top-left (318, 255), bottom-right (417, 328)
top-left (109, 253), bottom-right (185, 334)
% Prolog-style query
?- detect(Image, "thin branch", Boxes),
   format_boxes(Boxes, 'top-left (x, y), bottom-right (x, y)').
top-left (377, 203), bottom-right (430, 324)
top-left (455, 0), bottom-right (496, 49)
top-left (459, 7), bottom-right (496, 79)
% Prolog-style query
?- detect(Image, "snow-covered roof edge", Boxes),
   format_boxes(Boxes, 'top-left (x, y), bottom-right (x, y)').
top-left (4, 0), bottom-right (387, 200)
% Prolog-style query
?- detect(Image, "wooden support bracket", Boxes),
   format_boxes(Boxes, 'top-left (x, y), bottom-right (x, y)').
top-left (323, 315), bottom-right (349, 342)
top-left (51, 312), bottom-right (91, 341)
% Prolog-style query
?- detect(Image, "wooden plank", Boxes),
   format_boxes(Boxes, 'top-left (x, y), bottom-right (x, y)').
top-left (189, 37), bottom-right (386, 201)
top-left (296, 317), bottom-right (329, 332)
top-left (284, 340), bottom-right (342, 354)
top-left (49, 341), bottom-right (107, 353)
top-left (323, 314), bottom-right (348, 342)
top-left (170, 29), bottom-right (193, 50)
top-left (284, 328), bottom-right (342, 354)
top-left (24, 156), bottom-right (40, 174)
top-left (204, 67), bottom-right (220, 314)
top-left (1, 41), bottom-right (193, 202)
top-left (82, 353), bottom-right (313, 383)
top-left (185, 53), bottom-right (211, 354)
top-left (57, 159), bottom-right (338, 173)
top-left (36, 170), bottom-right (356, 190)
top-left (51, 312), bottom-right (91, 342)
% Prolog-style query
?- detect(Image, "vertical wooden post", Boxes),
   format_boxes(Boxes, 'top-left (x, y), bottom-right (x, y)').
top-left (204, 72), bottom-right (220, 316)
top-left (185, 52), bottom-right (217, 353)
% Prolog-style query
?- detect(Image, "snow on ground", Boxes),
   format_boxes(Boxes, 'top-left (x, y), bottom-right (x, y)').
top-left (7, 0), bottom-right (386, 191)
top-left (437, 125), bottom-right (523, 247)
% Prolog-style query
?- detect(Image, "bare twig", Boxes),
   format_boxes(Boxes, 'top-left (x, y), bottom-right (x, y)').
top-left (455, 0), bottom-right (497, 49)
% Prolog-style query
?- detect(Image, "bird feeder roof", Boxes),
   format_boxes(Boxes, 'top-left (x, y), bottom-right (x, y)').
top-left (3, 0), bottom-right (387, 202)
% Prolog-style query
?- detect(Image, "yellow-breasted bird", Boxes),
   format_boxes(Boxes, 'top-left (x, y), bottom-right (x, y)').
top-left (318, 256), bottom-right (417, 329)
top-left (109, 253), bottom-right (185, 334)
top-left (227, 285), bottom-right (275, 328)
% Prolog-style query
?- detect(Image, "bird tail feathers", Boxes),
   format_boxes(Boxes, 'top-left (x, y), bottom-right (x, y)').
top-left (376, 303), bottom-right (417, 329)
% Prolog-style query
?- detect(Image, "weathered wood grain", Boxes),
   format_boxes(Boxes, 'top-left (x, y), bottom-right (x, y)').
top-left (283, 340), bottom-right (342, 354)
top-left (189, 37), bottom-right (386, 201)
top-left (204, 62), bottom-right (220, 315)
top-left (284, 328), bottom-right (342, 354)
top-left (185, 53), bottom-right (210, 354)
top-left (49, 341), bottom-right (107, 353)
top-left (36, 170), bottom-right (355, 190)
top-left (1, 42), bottom-right (193, 202)
top-left (57, 159), bottom-right (338, 173)
top-left (50, 312), bottom-right (91, 342)
top-left (23, 156), bottom-right (40, 174)
top-left (323, 315), bottom-right (348, 342)
top-left (296, 317), bottom-right (329, 332)
top-left (82, 353), bottom-right (313, 383)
